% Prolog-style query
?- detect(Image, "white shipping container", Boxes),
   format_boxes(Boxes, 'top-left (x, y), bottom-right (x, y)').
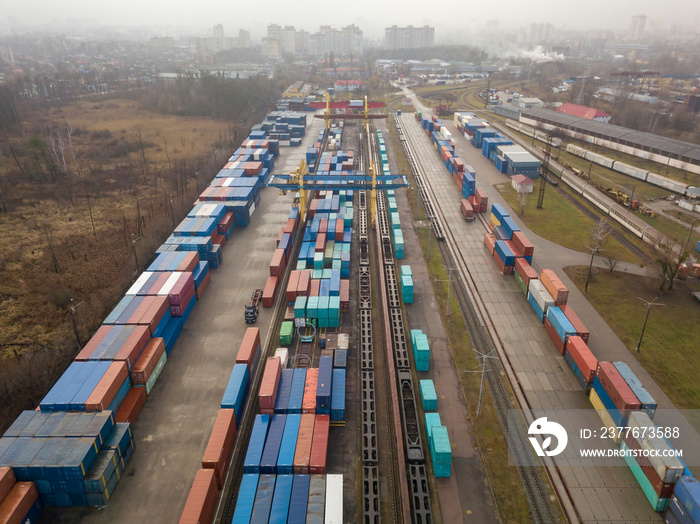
top-left (126, 271), bottom-right (154, 296)
top-left (585, 151), bottom-right (615, 169)
top-left (566, 143), bottom-right (588, 158)
top-left (628, 412), bottom-right (685, 484)
top-left (614, 161), bottom-right (648, 181)
top-left (528, 279), bottom-right (555, 312)
top-left (646, 172), bottom-right (688, 194)
top-left (274, 347), bottom-right (289, 369)
top-left (324, 474), bottom-right (343, 524)
top-left (158, 272), bottom-right (185, 296)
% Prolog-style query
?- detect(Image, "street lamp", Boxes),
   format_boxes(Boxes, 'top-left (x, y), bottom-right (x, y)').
top-left (468, 348), bottom-right (500, 416)
top-left (635, 297), bottom-right (664, 352)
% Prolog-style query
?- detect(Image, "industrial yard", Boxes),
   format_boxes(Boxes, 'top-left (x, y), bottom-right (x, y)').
top-left (1, 52), bottom-right (700, 524)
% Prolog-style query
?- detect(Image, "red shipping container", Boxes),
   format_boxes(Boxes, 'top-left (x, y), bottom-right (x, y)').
top-left (76, 324), bottom-right (150, 365)
top-left (179, 469), bottom-right (218, 524)
top-left (262, 276), bottom-right (279, 307)
top-left (559, 305), bottom-right (590, 343)
top-left (303, 368), bottom-right (319, 414)
top-left (622, 432), bottom-right (675, 498)
top-left (319, 219), bottom-right (328, 234)
top-left (483, 233), bottom-right (496, 255)
top-left (315, 233), bottom-right (326, 253)
top-left (211, 232), bottom-right (226, 249)
top-left (512, 231), bottom-right (534, 257)
top-left (460, 199), bottom-right (473, 219)
top-left (0, 467), bottom-right (16, 504)
top-left (85, 361), bottom-right (129, 411)
top-left (195, 271), bottom-right (211, 300)
top-left (236, 328), bottom-right (261, 375)
top-left (475, 188), bottom-right (488, 212)
top-left (339, 280), bottom-right (349, 312)
top-left (453, 158), bottom-right (465, 172)
top-left (115, 387), bottom-right (147, 424)
top-left (270, 249), bottom-right (287, 277)
top-left (309, 200), bottom-right (318, 217)
top-left (493, 248), bottom-right (514, 275)
top-left (565, 336), bottom-right (597, 384)
top-left (202, 409), bottom-right (237, 489)
top-left (504, 240), bottom-right (524, 259)
top-left (540, 269), bottom-right (568, 305)
top-left (218, 212), bottom-right (234, 235)
top-left (286, 270), bottom-right (301, 303)
top-left (310, 279), bottom-right (321, 297)
top-left (335, 219), bottom-right (344, 241)
top-left (596, 362), bottom-right (641, 412)
top-left (293, 414), bottom-right (316, 474)
top-left (131, 337), bottom-right (166, 385)
top-left (309, 414), bottom-right (330, 475)
top-left (544, 317), bottom-right (565, 355)
top-left (129, 295), bottom-right (169, 336)
top-left (514, 258), bottom-right (538, 286)
top-left (0, 482), bottom-right (38, 524)
top-left (297, 270), bottom-right (311, 297)
top-left (258, 357), bottom-right (282, 410)
top-left (284, 218), bottom-right (297, 235)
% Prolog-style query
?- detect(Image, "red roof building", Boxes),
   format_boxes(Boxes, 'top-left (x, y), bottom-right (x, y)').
top-left (554, 103), bottom-right (612, 123)
top-left (334, 80), bottom-right (365, 92)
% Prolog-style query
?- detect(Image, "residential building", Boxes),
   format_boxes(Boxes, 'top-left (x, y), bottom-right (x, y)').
top-left (629, 15), bottom-right (647, 41)
top-left (334, 79), bottom-right (365, 92)
top-left (261, 37), bottom-right (280, 58)
top-left (385, 25), bottom-right (435, 50)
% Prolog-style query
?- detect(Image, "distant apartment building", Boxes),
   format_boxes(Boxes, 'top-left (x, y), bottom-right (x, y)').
top-left (261, 37), bottom-right (280, 58)
top-left (265, 23), bottom-right (363, 58)
top-left (527, 23), bottom-right (553, 44)
top-left (334, 80), bottom-right (365, 92)
top-left (384, 25), bottom-right (435, 50)
top-left (150, 36), bottom-right (174, 50)
top-left (629, 15), bottom-right (647, 41)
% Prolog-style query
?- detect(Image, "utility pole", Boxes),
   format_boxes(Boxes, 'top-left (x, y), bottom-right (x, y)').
top-left (426, 214), bottom-right (436, 258)
top-left (169, 193), bottom-right (176, 229)
top-left (70, 299), bottom-right (83, 350)
top-left (131, 234), bottom-right (142, 273)
top-left (439, 264), bottom-right (458, 316)
top-left (468, 349), bottom-right (500, 416)
top-left (627, 185), bottom-right (635, 213)
top-left (536, 129), bottom-right (553, 209)
top-left (685, 218), bottom-right (698, 254)
top-left (635, 297), bottom-right (664, 352)
top-left (484, 72), bottom-right (492, 109)
top-left (584, 245), bottom-right (600, 292)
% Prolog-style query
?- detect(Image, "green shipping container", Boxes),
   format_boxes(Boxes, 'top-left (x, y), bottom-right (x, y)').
top-left (514, 271), bottom-right (528, 295)
top-left (306, 296), bottom-right (319, 319)
top-left (425, 412), bottom-right (442, 447)
top-left (420, 379), bottom-right (437, 411)
top-left (318, 297), bottom-right (329, 319)
top-left (294, 296), bottom-right (307, 319)
top-left (136, 351), bottom-right (167, 395)
top-left (280, 321), bottom-right (294, 346)
top-left (313, 253), bottom-right (324, 270)
top-left (430, 426), bottom-right (452, 477)
top-left (620, 441), bottom-right (670, 512)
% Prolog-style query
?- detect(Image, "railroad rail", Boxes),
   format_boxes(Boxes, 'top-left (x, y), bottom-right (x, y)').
top-left (394, 114), bottom-right (563, 524)
top-left (370, 123), bottom-right (433, 524)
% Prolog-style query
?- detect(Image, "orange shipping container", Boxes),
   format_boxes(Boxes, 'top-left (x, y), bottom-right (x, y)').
top-left (115, 387), bottom-right (147, 424)
top-left (270, 249), bottom-right (287, 277)
top-left (262, 276), bottom-right (279, 308)
top-left (512, 231), bottom-right (534, 257)
top-left (514, 258), bottom-right (538, 285)
top-left (0, 482), bottom-right (38, 524)
top-left (293, 414), bottom-right (316, 474)
top-left (0, 467), bottom-right (16, 504)
top-left (310, 279), bottom-right (321, 297)
top-left (131, 337), bottom-right (166, 385)
top-left (483, 233), bottom-right (496, 255)
top-left (179, 469), bottom-right (219, 524)
top-left (540, 269), bottom-right (568, 305)
top-left (236, 328), bottom-right (261, 375)
top-left (195, 271), bottom-right (211, 300)
top-left (309, 414), bottom-right (330, 475)
top-left (132, 295), bottom-right (170, 336)
top-left (85, 361), bottom-right (129, 411)
top-left (302, 368), bottom-right (319, 414)
top-left (339, 280), bottom-right (350, 312)
top-left (286, 270), bottom-right (301, 303)
top-left (202, 409), bottom-right (237, 489)
top-left (259, 357), bottom-right (282, 410)
top-left (296, 270), bottom-right (311, 297)
top-left (284, 218), bottom-right (297, 235)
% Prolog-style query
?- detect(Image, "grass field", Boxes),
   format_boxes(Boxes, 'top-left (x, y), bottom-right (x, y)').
top-left (496, 183), bottom-right (647, 265)
top-left (564, 268), bottom-right (700, 409)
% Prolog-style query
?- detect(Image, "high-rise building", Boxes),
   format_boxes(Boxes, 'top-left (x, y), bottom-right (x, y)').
top-left (261, 37), bottom-right (280, 58)
top-left (629, 15), bottom-right (647, 41)
top-left (295, 30), bottom-right (310, 54)
top-left (238, 29), bottom-right (251, 48)
top-left (213, 24), bottom-right (224, 40)
top-left (384, 25), bottom-right (434, 50)
top-left (267, 24), bottom-right (282, 40)
top-left (527, 23), bottom-right (553, 44)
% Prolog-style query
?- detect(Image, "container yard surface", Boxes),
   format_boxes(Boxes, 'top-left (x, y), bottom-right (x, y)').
top-left (376, 120), bottom-right (499, 524)
top-left (398, 101), bottom-right (692, 522)
top-left (43, 116), bottom-right (325, 523)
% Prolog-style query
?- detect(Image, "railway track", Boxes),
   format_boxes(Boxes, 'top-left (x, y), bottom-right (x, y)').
top-left (394, 114), bottom-right (563, 524)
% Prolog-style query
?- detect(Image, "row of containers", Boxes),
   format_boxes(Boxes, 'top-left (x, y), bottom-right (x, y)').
top-left (482, 203), bottom-right (700, 519)
top-left (180, 325), bottom-right (347, 522)
top-left (0, 106), bottom-right (295, 514)
top-left (456, 111), bottom-right (542, 179)
top-left (250, 111), bottom-right (307, 147)
top-left (414, 112), bottom-right (489, 216)
top-left (263, 192), bottom-right (353, 330)
top-left (304, 128), bottom-right (329, 172)
top-left (376, 131), bottom-right (406, 258)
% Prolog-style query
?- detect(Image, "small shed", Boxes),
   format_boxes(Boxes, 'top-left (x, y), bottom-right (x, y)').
top-left (511, 174), bottom-right (535, 193)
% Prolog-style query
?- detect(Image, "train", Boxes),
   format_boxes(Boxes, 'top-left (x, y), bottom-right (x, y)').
top-left (563, 142), bottom-right (698, 199)
top-left (505, 119), bottom-right (563, 148)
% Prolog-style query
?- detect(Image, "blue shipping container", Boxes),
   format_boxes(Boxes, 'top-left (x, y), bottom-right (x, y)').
top-left (232, 474), bottom-right (259, 524)
top-left (274, 369), bottom-right (295, 414)
top-left (250, 474), bottom-right (276, 524)
top-left (316, 356), bottom-right (333, 415)
top-left (221, 364), bottom-right (250, 427)
top-left (269, 474), bottom-right (294, 523)
top-left (288, 474), bottom-right (310, 524)
top-left (287, 369), bottom-right (306, 414)
top-left (331, 369), bottom-right (346, 422)
top-left (259, 415), bottom-right (287, 474)
top-left (276, 414), bottom-right (301, 474)
top-left (243, 415), bottom-right (271, 473)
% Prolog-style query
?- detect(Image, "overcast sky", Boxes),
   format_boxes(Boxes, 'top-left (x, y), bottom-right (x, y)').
top-left (1, 0), bottom-right (697, 39)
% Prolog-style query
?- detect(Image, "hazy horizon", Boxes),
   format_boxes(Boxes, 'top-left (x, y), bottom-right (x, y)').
top-left (2, 0), bottom-right (698, 41)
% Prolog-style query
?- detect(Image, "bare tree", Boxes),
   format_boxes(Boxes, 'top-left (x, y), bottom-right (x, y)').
top-left (585, 218), bottom-right (611, 291)
top-left (604, 251), bottom-right (620, 273)
top-left (517, 189), bottom-right (530, 217)
top-left (655, 240), bottom-right (687, 293)
top-left (131, 126), bottom-right (150, 180)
